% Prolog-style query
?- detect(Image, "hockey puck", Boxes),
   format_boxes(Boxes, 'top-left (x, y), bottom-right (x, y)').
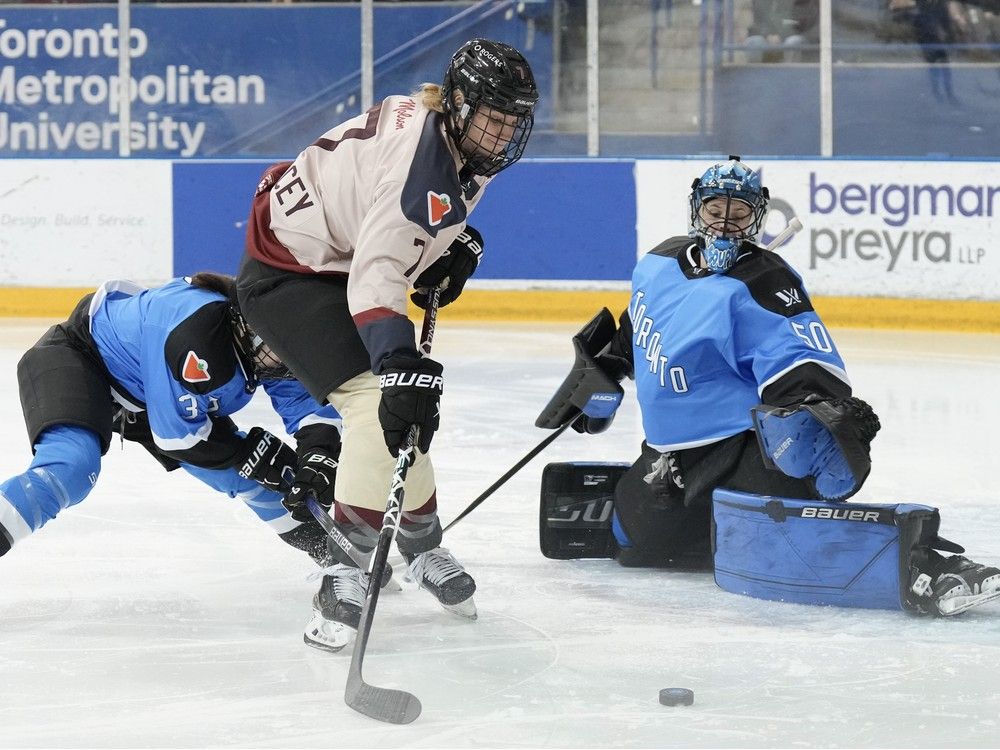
top-left (659, 688), bottom-right (694, 706)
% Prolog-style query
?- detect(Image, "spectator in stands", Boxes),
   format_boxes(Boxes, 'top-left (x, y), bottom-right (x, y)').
top-left (745, 0), bottom-right (819, 62)
top-left (888, 0), bottom-right (961, 104)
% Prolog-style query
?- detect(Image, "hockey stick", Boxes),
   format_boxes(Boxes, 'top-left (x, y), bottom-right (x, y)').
top-left (442, 416), bottom-right (579, 534)
top-left (344, 288), bottom-right (440, 725)
top-left (765, 217), bottom-right (803, 251)
top-left (306, 497), bottom-right (372, 569)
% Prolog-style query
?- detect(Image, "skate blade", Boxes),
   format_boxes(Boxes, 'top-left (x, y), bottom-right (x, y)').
top-left (303, 614), bottom-right (356, 652)
top-left (442, 597), bottom-right (478, 620)
top-left (936, 589), bottom-right (1000, 616)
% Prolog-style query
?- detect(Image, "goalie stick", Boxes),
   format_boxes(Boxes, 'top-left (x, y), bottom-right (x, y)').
top-left (765, 216), bottom-right (802, 251)
top-left (344, 287), bottom-right (440, 725)
top-left (443, 416), bottom-right (578, 533)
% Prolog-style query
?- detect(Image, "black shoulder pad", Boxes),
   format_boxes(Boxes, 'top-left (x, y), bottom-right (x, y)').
top-left (728, 250), bottom-right (814, 318)
top-left (165, 301), bottom-right (238, 395)
top-left (400, 112), bottom-right (467, 236)
top-left (647, 236), bottom-right (694, 259)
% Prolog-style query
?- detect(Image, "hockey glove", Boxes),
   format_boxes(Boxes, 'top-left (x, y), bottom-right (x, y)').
top-left (283, 424), bottom-right (342, 523)
top-left (378, 352), bottom-right (444, 456)
top-left (411, 225), bottom-right (484, 309)
top-left (236, 427), bottom-right (297, 493)
top-left (752, 395), bottom-right (881, 501)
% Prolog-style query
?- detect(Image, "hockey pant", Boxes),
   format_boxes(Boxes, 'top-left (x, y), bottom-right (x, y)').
top-left (612, 434), bottom-right (815, 567)
top-left (322, 370), bottom-right (442, 565)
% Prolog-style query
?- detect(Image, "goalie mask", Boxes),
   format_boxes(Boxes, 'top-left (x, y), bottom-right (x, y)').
top-left (229, 303), bottom-right (293, 382)
top-left (689, 156), bottom-right (770, 273)
top-left (442, 38), bottom-right (538, 178)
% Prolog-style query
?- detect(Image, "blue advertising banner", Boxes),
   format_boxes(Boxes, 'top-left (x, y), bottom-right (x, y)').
top-left (0, 2), bottom-right (549, 159)
top-left (172, 159), bottom-right (636, 282)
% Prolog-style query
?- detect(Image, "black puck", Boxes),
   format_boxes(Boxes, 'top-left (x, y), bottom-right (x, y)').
top-left (659, 688), bottom-right (694, 706)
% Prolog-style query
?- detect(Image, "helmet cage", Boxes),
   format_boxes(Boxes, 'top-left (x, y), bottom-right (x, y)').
top-left (230, 306), bottom-right (294, 382)
top-left (442, 39), bottom-right (537, 178)
top-left (688, 159), bottom-right (770, 273)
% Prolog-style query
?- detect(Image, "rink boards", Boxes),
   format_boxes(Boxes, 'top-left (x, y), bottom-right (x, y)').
top-left (1, 158), bottom-right (999, 331)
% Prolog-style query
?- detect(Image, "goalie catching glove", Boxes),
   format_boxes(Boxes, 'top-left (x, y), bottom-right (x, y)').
top-left (236, 427), bottom-right (297, 493)
top-left (752, 395), bottom-right (881, 501)
top-left (536, 307), bottom-right (632, 434)
top-left (411, 225), bottom-right (484, 309)
top-left (282, 424), bottom-right (343, 523)
top-left (378, 352), bottom-right (444, 455)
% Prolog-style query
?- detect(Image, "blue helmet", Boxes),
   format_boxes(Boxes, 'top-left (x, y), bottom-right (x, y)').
top-left (689, 156), bottom-right (770, 273)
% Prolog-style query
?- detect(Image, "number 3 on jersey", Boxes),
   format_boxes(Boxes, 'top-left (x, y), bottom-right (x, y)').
top-left (178, 394), bottom-right (220, 419)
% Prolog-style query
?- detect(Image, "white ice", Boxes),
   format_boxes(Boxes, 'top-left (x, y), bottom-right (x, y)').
top-left (1, 320), bottom-right (999, 748)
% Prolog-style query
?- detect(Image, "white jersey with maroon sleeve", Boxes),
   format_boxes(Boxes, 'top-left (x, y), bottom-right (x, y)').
top-left (246, 95), bottom-right (490, 369)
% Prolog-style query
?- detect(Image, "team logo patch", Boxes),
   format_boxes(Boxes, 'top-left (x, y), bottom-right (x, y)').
top-left (427, 191), bottom-right (452, 226)
top-left (182, 351), bottom-right (211, 383)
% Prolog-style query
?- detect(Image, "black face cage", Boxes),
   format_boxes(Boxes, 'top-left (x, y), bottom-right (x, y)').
top-left (451, 100), bottom-right (534, 177)
top-left (229, 307), bottom-right (294, 382)
top-left (689, 187), bottom-right (769, 244)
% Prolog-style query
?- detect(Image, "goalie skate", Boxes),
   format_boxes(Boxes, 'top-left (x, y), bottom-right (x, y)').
top-left (911, 555), bottom-right (1000, 617)
top-left (403, 546), bottom-right (478, 619)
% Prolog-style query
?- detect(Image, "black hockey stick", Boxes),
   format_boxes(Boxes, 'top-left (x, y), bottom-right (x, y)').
top-left (442, 416), bottom-right (578, 534)
top-left (344, 288), bottom-right (440, 725)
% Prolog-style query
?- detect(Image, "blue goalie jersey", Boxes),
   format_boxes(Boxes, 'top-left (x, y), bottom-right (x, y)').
top-left (630, 237), bottom-right (850, 452)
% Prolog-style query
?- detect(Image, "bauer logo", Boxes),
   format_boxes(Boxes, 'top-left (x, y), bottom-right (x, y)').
top-left (800, 506), bottom-right (882, 523)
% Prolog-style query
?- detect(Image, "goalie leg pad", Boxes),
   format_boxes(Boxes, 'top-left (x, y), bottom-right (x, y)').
top-left (539, 462), bottom-right (629, 559)
top-left (712, 488), bottom-right (943, 611)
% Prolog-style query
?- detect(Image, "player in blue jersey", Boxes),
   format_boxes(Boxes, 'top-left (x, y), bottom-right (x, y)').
top-left (0, 272), bottom-right (384, 648)
top-left (539, 157), bottom-right (999, 616)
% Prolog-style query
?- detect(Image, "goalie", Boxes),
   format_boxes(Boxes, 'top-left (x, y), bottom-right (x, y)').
top-left (537, 157), bottom-right (998, 617)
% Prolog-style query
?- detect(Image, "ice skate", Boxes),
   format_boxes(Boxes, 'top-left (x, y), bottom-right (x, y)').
top-left (402, 546), bottom-right (478, 619)
top-left (911, 555), bottom-right (1000, 616)
top-left (303, 562), bottom-right (394, 652)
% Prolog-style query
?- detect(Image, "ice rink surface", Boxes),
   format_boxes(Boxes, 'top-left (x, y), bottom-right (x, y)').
top-left (1, 319), bottom-right (999, 749)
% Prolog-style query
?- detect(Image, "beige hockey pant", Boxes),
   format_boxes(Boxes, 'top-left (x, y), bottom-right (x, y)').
top-left (325, 370), bottom-right (436, 511)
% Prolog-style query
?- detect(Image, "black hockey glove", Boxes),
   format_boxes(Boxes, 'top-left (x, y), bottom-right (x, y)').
top-left (236, 427), bottom-right (297, 493)
top-left (536, 308), bottom-right (626, 435)
top-left (411, 225), bottom-right (484, 309)
top-left (282, 424), bottom-right (343, 523)
top-left (377, 352), bottom-right (444, 456)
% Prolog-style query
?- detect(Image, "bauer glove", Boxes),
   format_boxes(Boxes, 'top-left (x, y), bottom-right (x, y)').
top-left (282, 424), bottom-right (342, 523)
top-left (236, 427), bottom-right (297, 493)
top-left (411, 226), bottom-right (484, 309)
top-left (377, 352), bottom-right (444, 456)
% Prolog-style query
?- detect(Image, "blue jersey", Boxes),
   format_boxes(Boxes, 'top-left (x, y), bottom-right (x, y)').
top-left (630, 237), bottom-right (849, 452)
top-left (88, 278), bottom-right (339, 468)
